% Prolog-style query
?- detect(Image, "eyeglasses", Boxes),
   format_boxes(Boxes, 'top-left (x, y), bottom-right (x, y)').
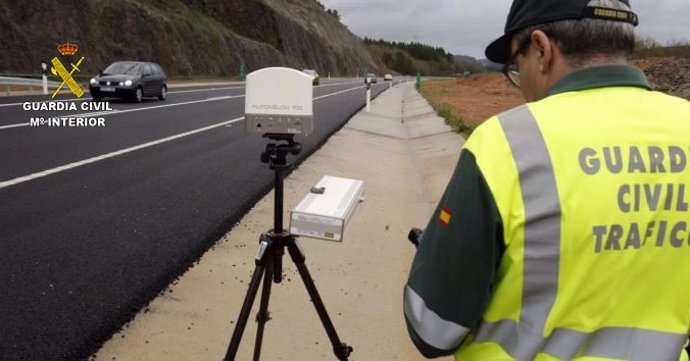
top-left (502, 36), bottom-right (532, 88)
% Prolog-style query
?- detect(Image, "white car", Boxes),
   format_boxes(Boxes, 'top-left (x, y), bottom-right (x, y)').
top-left (302, 69), bottom-right (320, 85)
top-left (384, 74), bottom-right (393, 81)
top-left (365, 73), bottom-right (377, 84)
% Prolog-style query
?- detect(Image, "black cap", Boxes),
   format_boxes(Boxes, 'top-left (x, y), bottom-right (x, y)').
top-left (485, 0), bottom-right (639, 64)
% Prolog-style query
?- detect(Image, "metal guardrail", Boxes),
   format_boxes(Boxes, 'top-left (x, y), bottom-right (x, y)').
top-left (0, 76), bottom-right (62, 88)
top-left (0, 75), bottom-right (65, 96)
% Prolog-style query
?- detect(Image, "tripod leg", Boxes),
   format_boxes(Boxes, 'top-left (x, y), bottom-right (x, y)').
top-left (287, 241), bottom-right (353, 361)
top-left (253, 259), bottom-right (274, 361)
top-left (225, 263), bottom-right (266, 361)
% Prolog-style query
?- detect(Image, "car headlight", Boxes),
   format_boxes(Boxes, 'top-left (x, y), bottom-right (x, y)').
top-left (124, 80), bottom-right (133, 87)
top-left (90, 78), bottom-right (97, 85)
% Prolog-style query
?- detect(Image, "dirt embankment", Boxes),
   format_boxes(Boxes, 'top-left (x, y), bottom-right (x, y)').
top-left (635, 57), bottom-right (690, 99)
top-left (422, 57), bottom-right (690, 136)
top-left (419, 74), bottom-right (523, 133)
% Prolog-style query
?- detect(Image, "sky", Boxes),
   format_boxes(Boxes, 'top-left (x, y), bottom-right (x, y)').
top-left (319, 0), bottom-right (690, 59)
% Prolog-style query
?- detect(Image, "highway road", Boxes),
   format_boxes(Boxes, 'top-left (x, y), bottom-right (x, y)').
top-left (0, 78), bottom-right (394, 359)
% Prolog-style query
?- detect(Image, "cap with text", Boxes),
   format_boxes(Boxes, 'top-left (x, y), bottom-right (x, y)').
top-left (485, 0), bottom-right (639, 64)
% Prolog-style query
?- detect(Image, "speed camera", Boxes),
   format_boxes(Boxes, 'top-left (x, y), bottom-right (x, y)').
top-left (245, 67), bottom-right (314, 136)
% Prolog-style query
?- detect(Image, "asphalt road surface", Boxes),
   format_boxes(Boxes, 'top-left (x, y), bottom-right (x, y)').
top-left (0, 78), bottom-right (394, 359)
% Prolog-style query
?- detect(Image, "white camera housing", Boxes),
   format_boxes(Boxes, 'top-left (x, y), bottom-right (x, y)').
top-left (245, 67), bottom-right (314, 136)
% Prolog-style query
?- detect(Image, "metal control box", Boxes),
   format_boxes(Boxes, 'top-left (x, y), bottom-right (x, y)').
top-left (290, 176), bottom-right (365, 242)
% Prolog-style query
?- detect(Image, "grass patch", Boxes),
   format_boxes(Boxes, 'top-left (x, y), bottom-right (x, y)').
top-left (436, 104), bottom-right (474, 135)
top-left (418, 80), bottom-right (475, 137)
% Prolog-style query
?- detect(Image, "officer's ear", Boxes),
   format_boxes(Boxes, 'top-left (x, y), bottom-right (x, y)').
top-left (530, 30), bottom-right (554, 74)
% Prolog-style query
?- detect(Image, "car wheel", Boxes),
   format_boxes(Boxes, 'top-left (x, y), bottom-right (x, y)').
top-left (158, 86), bottom-right (167, 101)
top-left (133, 87), bottom-right (143, 103)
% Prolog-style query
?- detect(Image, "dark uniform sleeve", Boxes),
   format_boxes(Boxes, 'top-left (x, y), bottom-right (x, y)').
top-left (403, 149), bottom-right (505, 358)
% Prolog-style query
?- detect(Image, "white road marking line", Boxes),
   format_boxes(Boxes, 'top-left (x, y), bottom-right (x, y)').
top-left (314, 84), bottom-right (366, 100)
top-left (0, 95), bottom-right (246, 129)
top-left (0, 117), bottom-right (245, 189)
top-left (0, 84), bottom-right (378, 188)
top-left (0, 123), bottom-right (31, 130)
top-left (169, 86), bottom-right (243, 94)
top-left (0, 83), bottom-right (369, 130)
top-left (0, 80), bottom-right (361, 108)
top-left (205, 96), bottom-right (233, 101)
top-left (0, 97), bottom-right (92, 108)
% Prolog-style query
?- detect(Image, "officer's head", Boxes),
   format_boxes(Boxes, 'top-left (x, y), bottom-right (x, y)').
top-left (486, 0), bottom-right (639, 101)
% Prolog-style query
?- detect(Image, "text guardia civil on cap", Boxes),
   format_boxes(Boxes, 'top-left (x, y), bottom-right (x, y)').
top-left (485, 0), bottom-right (639, 64)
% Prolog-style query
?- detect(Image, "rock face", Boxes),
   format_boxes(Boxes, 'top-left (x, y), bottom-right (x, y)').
top-left (644, 58), bottom-right (690, 100)
top-left (0, 0), bottom-right (377, 77)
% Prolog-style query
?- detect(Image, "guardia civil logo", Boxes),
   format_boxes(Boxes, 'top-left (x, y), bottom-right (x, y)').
top-left (50, 42), bottom-right (85, 98)
top-left (20, 41), bottom-right (112, 128)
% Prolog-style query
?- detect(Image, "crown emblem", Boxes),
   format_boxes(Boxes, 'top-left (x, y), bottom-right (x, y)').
top-left (57, 42), bottom-right (78, 56)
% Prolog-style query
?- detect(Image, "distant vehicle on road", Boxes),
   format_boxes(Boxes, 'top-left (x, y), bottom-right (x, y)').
top-left (384, 74), bottom-right (393, 81)
top-left (89, 61), bottom-right (167, 103)
top-left (302, 69), bottom-right (320, 85)
top-left (365, 73), bottom-right (377, 84)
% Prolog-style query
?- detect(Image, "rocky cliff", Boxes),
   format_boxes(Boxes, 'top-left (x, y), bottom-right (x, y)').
top-left (0, 0), bottom-right (377, 77)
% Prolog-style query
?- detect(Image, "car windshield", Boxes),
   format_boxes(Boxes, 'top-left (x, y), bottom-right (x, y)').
top-left (103, 62), bottom-right (143, 76)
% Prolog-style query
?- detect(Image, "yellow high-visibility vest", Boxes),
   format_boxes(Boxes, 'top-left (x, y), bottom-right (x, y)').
top-left (456, 86), bottom-right (690, 361)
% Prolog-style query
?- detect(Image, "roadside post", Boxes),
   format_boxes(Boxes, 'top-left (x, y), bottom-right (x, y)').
top-left (42, 63), bottom-right (48, 95)
top-left (415, 72), bottom-right (421, 90)
top-left (366, 77), bottom-right (371, 112)
top-left (239, 62), bottom-right (246, 81)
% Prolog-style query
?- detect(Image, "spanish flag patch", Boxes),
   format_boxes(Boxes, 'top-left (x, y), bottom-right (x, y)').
top-left (439, 207), bottom-right (452, 226)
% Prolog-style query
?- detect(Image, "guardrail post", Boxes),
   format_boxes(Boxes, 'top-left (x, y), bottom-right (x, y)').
top-left (42, 63), bottom-right (48, 95)
top-left (365, 78), bottom-right (371, 112)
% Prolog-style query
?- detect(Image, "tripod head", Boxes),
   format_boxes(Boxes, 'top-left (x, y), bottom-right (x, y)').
top-left (260, 133), bottom-right (302, 169)
top-left (258, 133), bottom-right (304, 240)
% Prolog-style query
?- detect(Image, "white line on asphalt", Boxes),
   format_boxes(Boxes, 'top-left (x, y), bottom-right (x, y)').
top-left (0, 123), bottom-right (31, 130)
top-left (0, 87), bottom-right (243, 107)
top-left (0, 95), bottom-right (246, 129)
top-left (314, 84), bottom-right (366, 100)
top-left (169, 86), bottom-right (244, 94)
top-left (0, 83), bottom-right (369, 130)
top-left (0, 84), bottom-right (377, 188)
top-left (0, 117), bottom-right (245, 190)
top-left (0, 97), bottom-right (92, 108)
top-left (0, 80), bottom-right (362, 108)
top-left (206, 96), bottom-right (234, 101)
top-left (0, 87), bottom-right (243, 106)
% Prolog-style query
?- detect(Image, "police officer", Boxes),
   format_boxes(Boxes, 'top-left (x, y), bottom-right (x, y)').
top-left (403, 0), bottom-right (690, 360)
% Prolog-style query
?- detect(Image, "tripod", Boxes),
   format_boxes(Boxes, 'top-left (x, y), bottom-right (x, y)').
top-left (224, 134), bottom-right (353, 361)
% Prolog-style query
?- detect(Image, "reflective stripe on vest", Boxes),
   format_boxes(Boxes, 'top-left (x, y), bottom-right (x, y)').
top-left (474, 105), bottom-right (687, 361)
top-left (405, 285), bottom-right (470, 350)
